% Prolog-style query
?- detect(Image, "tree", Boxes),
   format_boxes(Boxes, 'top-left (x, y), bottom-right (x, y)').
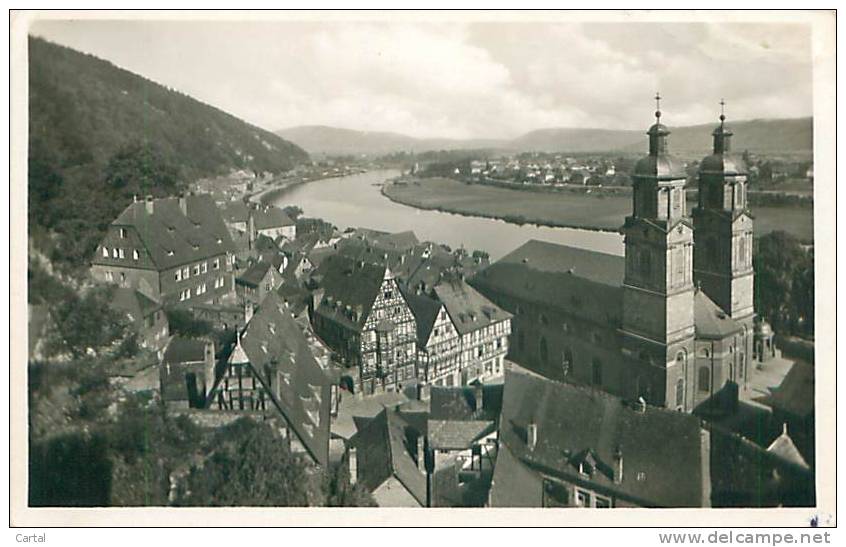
top-left (104, 141), bottom-right (182, 200)
top-left (175, 420), bottom-right (317, 506)
top-left (754, 231), bottom-right (814, 337)
top-left (47, 285), bottom-right (133, 359)
top-left (282, 205), bottom-right (304, 220)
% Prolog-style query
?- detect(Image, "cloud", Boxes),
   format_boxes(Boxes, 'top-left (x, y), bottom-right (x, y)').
top-left (29, 19), bottom-right (812, 139)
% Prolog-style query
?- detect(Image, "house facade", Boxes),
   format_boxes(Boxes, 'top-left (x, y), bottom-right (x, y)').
top-left (91, 195), bottom-right (236, 307)
top-left (312, 259), bottom-right (417, 395)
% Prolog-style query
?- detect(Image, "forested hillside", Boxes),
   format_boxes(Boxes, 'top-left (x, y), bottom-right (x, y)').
top-left (28, 36), bottom-right (308, 269)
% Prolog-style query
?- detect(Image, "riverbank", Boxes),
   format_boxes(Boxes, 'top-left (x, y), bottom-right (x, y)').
top-left (382, 177), bottom-right (814, 242)
top-left (253, 169), bottom-right (368, 206)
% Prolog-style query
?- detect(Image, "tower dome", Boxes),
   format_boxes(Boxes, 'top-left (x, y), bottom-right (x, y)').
top-left (699, 100), bottom-right (747, 176)
top-left (633, 93), bottom-right (687, 180)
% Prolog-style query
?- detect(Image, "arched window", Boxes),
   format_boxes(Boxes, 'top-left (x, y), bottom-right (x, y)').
top-left (698, 367), bottom-right (711, 392)
top-left (591, 358), bottom-right (603, 386)
top-left (675, 378), bottom-right (685, 408)
top-left (562, 348), bottom-right (573, 376)
top-left (539, 336), bottom-right (549, 364)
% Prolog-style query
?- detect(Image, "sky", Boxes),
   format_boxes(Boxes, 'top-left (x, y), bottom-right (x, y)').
top-left (30, 17), bottom-right (813, 140)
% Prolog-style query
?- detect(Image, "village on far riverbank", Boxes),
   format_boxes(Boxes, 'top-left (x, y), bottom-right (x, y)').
top-left (382, 175), bottom-right (814, 243)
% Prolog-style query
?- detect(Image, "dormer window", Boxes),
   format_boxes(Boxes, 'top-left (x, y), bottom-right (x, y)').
top-left (167, 250), bottom-right (175, 257)
top-left (119, 228), bottom-right (127, 239)
top-left (102, 247), bottom-right (109, 258)
top-left (132, 249), bottom-right (139, 260)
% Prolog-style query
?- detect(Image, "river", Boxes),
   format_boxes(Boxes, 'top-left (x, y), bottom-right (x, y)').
top-left (270, 169), bottom-right (624, 260)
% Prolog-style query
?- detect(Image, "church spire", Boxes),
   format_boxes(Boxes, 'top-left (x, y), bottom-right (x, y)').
top-left (712, 98), bottom-right (733, 154)
top-left (648, 91), bottom-right (671, 155)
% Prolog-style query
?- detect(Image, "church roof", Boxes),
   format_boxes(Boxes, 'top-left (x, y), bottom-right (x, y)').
top-left (471, 240), bottom-right (624, 329)
top-left (693, 289), bottom-right (743, 339)
top-left (633, 154), bottom-right (688, 180)
top-left (699, 152), bottom-right (747, 175)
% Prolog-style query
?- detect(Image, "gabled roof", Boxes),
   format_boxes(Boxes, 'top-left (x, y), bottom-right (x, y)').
top-left (99, 195), bottom-right (235, 270)
top-left (762, 360), bottom-right (814, 419)
top-left (498, 366), bottom-right (707, 507)
top-left (400, 287), bottom-right (443, 347)
top-left (428, 384), bottom-right (504, 451)
top-left (767, 425), bottom-right (809, 469)
top-left (472, 240), bottom-right (625, 329)
top-left (694, 289), bottom-right (742, 339)
top-left (214, 292), bottom-right (331, 466)
top-left (352, 407), bottom-right (427, 506)
top-left (253, 205), bottom-right (295, 230)
top-left (434, 279), bottom-right (511, 336)
top-left (236, 260), bottom-right (273, 288)
top-left (429, 384), bottom-right (503, 423)
top-left (162, 336), bottom-right (208, 365)
top-left (316, 255), bottom-right (390, 331)
top-left (219, 200), bottom-right (250, 224)
top-left (110, 287), bottom-right (162, 320)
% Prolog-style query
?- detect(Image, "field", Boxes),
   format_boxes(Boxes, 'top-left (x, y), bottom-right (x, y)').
top-left (383, 177), bottom-right (814, 242)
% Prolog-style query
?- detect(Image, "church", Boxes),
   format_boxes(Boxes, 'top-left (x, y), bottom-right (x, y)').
top-left (471, 98), bottom-right (755, 412)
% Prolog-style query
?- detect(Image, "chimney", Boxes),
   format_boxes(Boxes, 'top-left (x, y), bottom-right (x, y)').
top-left (179, 194), bottom-right (188, 216)
top-left (145, 195), bottom-right (154, 214)
top-left (613, 445), bottom-right (623, 484)
top-left (527, 422), bottom-right (538, 451)
top-left (416, 435), bottom-right (426, 471)
top-left (473, 383), bottom-right (484, 412)
top-left (348, 446), bottom-right (358, 485)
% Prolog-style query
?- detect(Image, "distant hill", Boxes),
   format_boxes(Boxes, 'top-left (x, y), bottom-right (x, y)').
top-left (28, 36), bottom-right (309, 269)
top-left (279, 118), bottom-right (812, 157)
top-left (276, 125), bottom-right (505, 156)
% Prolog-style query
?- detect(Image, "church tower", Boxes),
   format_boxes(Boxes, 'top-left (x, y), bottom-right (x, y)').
top-left (693, 101), bottom-right (755, 379)
top-left (622, 94), bottom-right (696, 412)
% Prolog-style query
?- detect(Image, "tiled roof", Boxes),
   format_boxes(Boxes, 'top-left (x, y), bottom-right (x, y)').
top-left (762, 360), bottom-right (814, 419)
top-left (352, 407), bottom-right (427, 506)
top-left (217, 292), bottom-right (331, 466)
top-left (429, 384), bottom-right (503, 422)
top-left (110, 287), bottom-right (162, 320)
top-left (253, 205), bottom-right (295, 230)
top-left (101, 195), bottom-right (235, 270)
top-left (315, 255), bottom-right (388, 331)
top-left (498, 366), bottom-right (707, 507)
top-left (471, 240), bottom-right (624, 329)
top-left (162, 336), bottom-right (208, 365)
top-left (694, 289), bottom-right (742, 339)
top-left (236, 260), bottom-right (272, 288)
top-left (428, 419), bottom-right (496, 451)
top-left (434, 279), bottom-right (511, 336)
top-left (767, 426), bottom-right (809, 469)
top-left (219, 200), bottom-right (250, 224)
top-left (400, 287), bottom-right (442, 347)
